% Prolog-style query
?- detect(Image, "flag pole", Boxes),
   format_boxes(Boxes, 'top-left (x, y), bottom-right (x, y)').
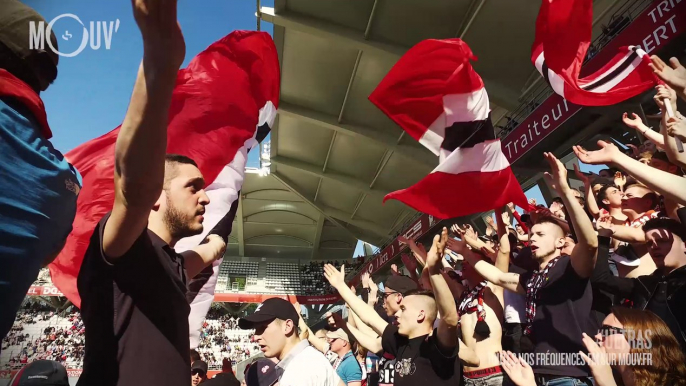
top-left (664, 99), bottom-right (684, 153)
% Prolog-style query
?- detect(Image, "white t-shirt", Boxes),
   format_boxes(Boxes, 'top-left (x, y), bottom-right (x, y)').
top-left (279, 343), bottom-right (342, 386)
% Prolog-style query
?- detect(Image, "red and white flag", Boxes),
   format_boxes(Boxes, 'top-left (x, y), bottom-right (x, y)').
top-left (49, 29), bottom-right (280, 324)
top-left (369, 39), bottom-right (528, 219)
top-left (532, 0), bottom-right (656, 106)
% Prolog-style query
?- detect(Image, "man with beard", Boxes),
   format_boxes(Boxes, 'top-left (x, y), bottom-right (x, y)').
top-left (76, 1), bottom-right (226, 385)
top-left (461, 153), bottom-right (599, 386)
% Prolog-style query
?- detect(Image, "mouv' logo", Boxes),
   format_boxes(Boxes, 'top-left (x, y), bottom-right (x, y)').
top-left (29, 14), bottom-right (120, 58)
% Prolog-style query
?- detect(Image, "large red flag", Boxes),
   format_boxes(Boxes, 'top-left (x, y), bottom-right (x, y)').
top-left (49, 31), bottom-right (280, 308)
top-left (532, 0), bottom-right (655, 106)
top-left (369, 39), bottom-right (529, 219)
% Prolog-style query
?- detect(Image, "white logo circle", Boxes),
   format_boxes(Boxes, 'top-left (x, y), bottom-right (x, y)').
top-left (46, 14), bottom-right (89, 58)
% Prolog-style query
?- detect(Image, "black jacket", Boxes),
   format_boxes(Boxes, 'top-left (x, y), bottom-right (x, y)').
top-left (593, 235), bottom-right (686, 352)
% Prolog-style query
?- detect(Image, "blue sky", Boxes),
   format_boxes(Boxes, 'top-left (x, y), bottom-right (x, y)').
top-left (27, 0), bottom-right (273, 169)
top-left (25, 0), bottom-right (601, 256)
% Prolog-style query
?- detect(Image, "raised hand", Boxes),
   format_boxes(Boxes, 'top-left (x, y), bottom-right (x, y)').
top-left (204, 234), bottom-right (227, 260)
top-left (613, 172), bottom-right (626, 190)
top-left (360, 272), bottom-right (370, 289)
top-left (543, 152), bottom-right (570, 195)
top-left (573, 141), bottom-right (620, 166)
top-left (578, 333), bottom-right (616, 386)
top-left (446, 237), bottom-right (468, 254)
top-left (596, 212), bottom-right (614, 232)
top-left (132, 0), bottom-right (185, 68)
top-left (666, 117), bottom-right (686, 142)
top-left (501, 210), bottom-right (511, 225)
top-left (507, 202), bottom-right (516, 212)
top-left (654, 84), bottom-right (678, 113)
top-left (573, 163), bottom-right (591, 186)
top-left (323, 264), bottom-right (346, 290)
top-left (650, 56), bottom-right (686, 93)
top-left (528, 198), bottom-right (537, 207)
top-left (425, 228), bottom-right (448, 271)
top-left (622, 112), bottom-right (645, 131)
top-left (500, 351), bottom-right (536, 386)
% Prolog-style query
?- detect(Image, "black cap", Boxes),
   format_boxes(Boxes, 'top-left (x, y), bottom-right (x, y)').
top-left (8, 360), bottom-right (69, 386)
top-left (191, 360), bottom-right (208, 376)
top-left (384, 276), bottom-right (418, 295)
top-left (245, 359), bottom-right (283, 386)
top-left (239, 298), bottom-right (299, 329)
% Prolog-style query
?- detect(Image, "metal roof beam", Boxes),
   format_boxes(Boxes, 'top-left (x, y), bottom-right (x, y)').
top-left (271, 155), bottom-right (388, 200)
top-left (311, 213), bottom-right (325, 260)
top-left (259, 7), bottom-right (406, 57)
top-left (322, 206), bottom-right (391, 239)
top-left (271, 172), bottom-right (379, 245)
top-left (278, 102), bottom-right (436, 167)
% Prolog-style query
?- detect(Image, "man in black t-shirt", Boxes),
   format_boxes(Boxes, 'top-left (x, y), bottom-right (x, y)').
top-left (455, 153), bottom-right (599, 386)
top-left (76, 3), bottom-right (226, 385)
top-left (324, 228), bottom-right (462, 386)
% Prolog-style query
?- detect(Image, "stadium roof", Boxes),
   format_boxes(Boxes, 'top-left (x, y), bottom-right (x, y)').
top-left (236, 0), bottom-right (629, 260)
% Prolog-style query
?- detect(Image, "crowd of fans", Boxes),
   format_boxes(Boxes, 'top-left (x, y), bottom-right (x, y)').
top-left (300, 261), bottom-right (344, 295)
top-left (1, 303), bottom-right (85, 372)
top-left (196, 314), bottom-right (258, 369)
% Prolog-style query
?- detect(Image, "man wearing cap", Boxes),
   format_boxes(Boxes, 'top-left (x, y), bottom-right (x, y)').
top-left (238, 298), bottom-right (343, 386)
top-left (381, 276), bottom-right (417, 319)
top-left (0, 0), bottom-right (81, 340)
top-left (327, 329), bottom-right (363, 386)
top-left (192, 361), bottom-right (209, 385)
top-left (8, 360), bottom-right (69, 386)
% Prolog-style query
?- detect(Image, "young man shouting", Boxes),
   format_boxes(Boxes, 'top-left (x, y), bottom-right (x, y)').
top-left (449, 152), bottom-right (599, 386)
top-left (324, 228), bottom-right (462, 386)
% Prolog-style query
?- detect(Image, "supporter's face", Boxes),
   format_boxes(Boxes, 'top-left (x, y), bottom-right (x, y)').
top-left (596, 314), bottom-right (630, 363)
top-left (191, 371), bottom-right (205, 386)
top-left (159, 163), bottom-right (209, 239)
top-left (253, 319), bottom-right (289, 359)
top-left (561, 237), bottom-right (576, 256)
top-left (515, 225), bottom-right (524, 235)
top-left (599, 170), bottom-right (612, 178)
top-left (602, 187), bottom-right (622, 208)
top-left (639, 157), bottom-right (651, 165)
top-left (394, 296), bottom-right (424, 336)
top-left (529, 223), bottom-right (564, 261)
top-left (641, 141), bottom-right (657, 154)
top-left (621, 186), bottom-right (653, 217)
top-left (382, 288), bottom-right (401, 317)
top-left (328, 337), bottom-right (346, 353)
top-left (592, 184), bottom-right (604, 195)
top-left (646, 229), bottom-right (686, 271)
top-left (649, 158), bottom-right (678, 174)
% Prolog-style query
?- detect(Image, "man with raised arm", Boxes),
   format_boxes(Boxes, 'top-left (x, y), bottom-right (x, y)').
top-left (454, 207), bottom-right (512, 386)
top-left (449, 152), bottom-right (599, 386)
top-left (77, 2), bottom-right (225, 385)
top-left (324, 228), bottom-right (464, 386)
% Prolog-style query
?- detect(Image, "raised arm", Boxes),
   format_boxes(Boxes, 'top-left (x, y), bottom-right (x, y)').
top-left (574, 141), bottom-right (686, 205)
top-left (447, 238), bottom-right (525, 294)
top-left (592, 223), bottom-right (636, 299)
top-left (324, 264), bottom-right (388, 336)
top-left (491, 207), bottom-right (511, 303)
top-left (622, 113), bottom-right (665, 150)
top-left (596, 221), bottom-right (646, 244)
top-left (650, 56), bottom-right (686, 102)
top-left (574, 164), bottom-right (601, 219)
top-left (543, 152), bottom-right (598, 278)
top-left (182, 235), bottom-right (226, 278)
top-left (330, 310), bottom-right (384, 355)
top-left (426, 228), bottom-right (459, 351)
top-left (655, 85), bottom-right (686, 166)
top-left (103, 0), bottom-right (186, 259)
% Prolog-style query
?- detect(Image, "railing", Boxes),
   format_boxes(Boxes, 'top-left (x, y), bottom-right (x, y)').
top-left (495, 0), bottom-right (653, 138)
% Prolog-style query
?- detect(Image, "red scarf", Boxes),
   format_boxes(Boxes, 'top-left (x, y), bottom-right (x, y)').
top-left (0, 69), bottom-right (52, 139)
top-left (524, 256), bottom-right (562, 335)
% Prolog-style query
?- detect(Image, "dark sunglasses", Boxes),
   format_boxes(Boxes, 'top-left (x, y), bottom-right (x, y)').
top-left (598, 325), bottom-right (625, 339)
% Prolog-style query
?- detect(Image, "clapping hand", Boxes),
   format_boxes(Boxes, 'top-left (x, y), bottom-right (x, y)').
top-left (622, 112), bottom-right (645, 131)
top-left (425, 227), bottom-right (448, 272)
top-left (573, 163), bottom-right (590, 186)
top-left (578, 333), bottom-right (617, 386)
top-left (500, 351), bottom-right (536, 386)
top-left (613, 172), bottom-right (626, 191)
